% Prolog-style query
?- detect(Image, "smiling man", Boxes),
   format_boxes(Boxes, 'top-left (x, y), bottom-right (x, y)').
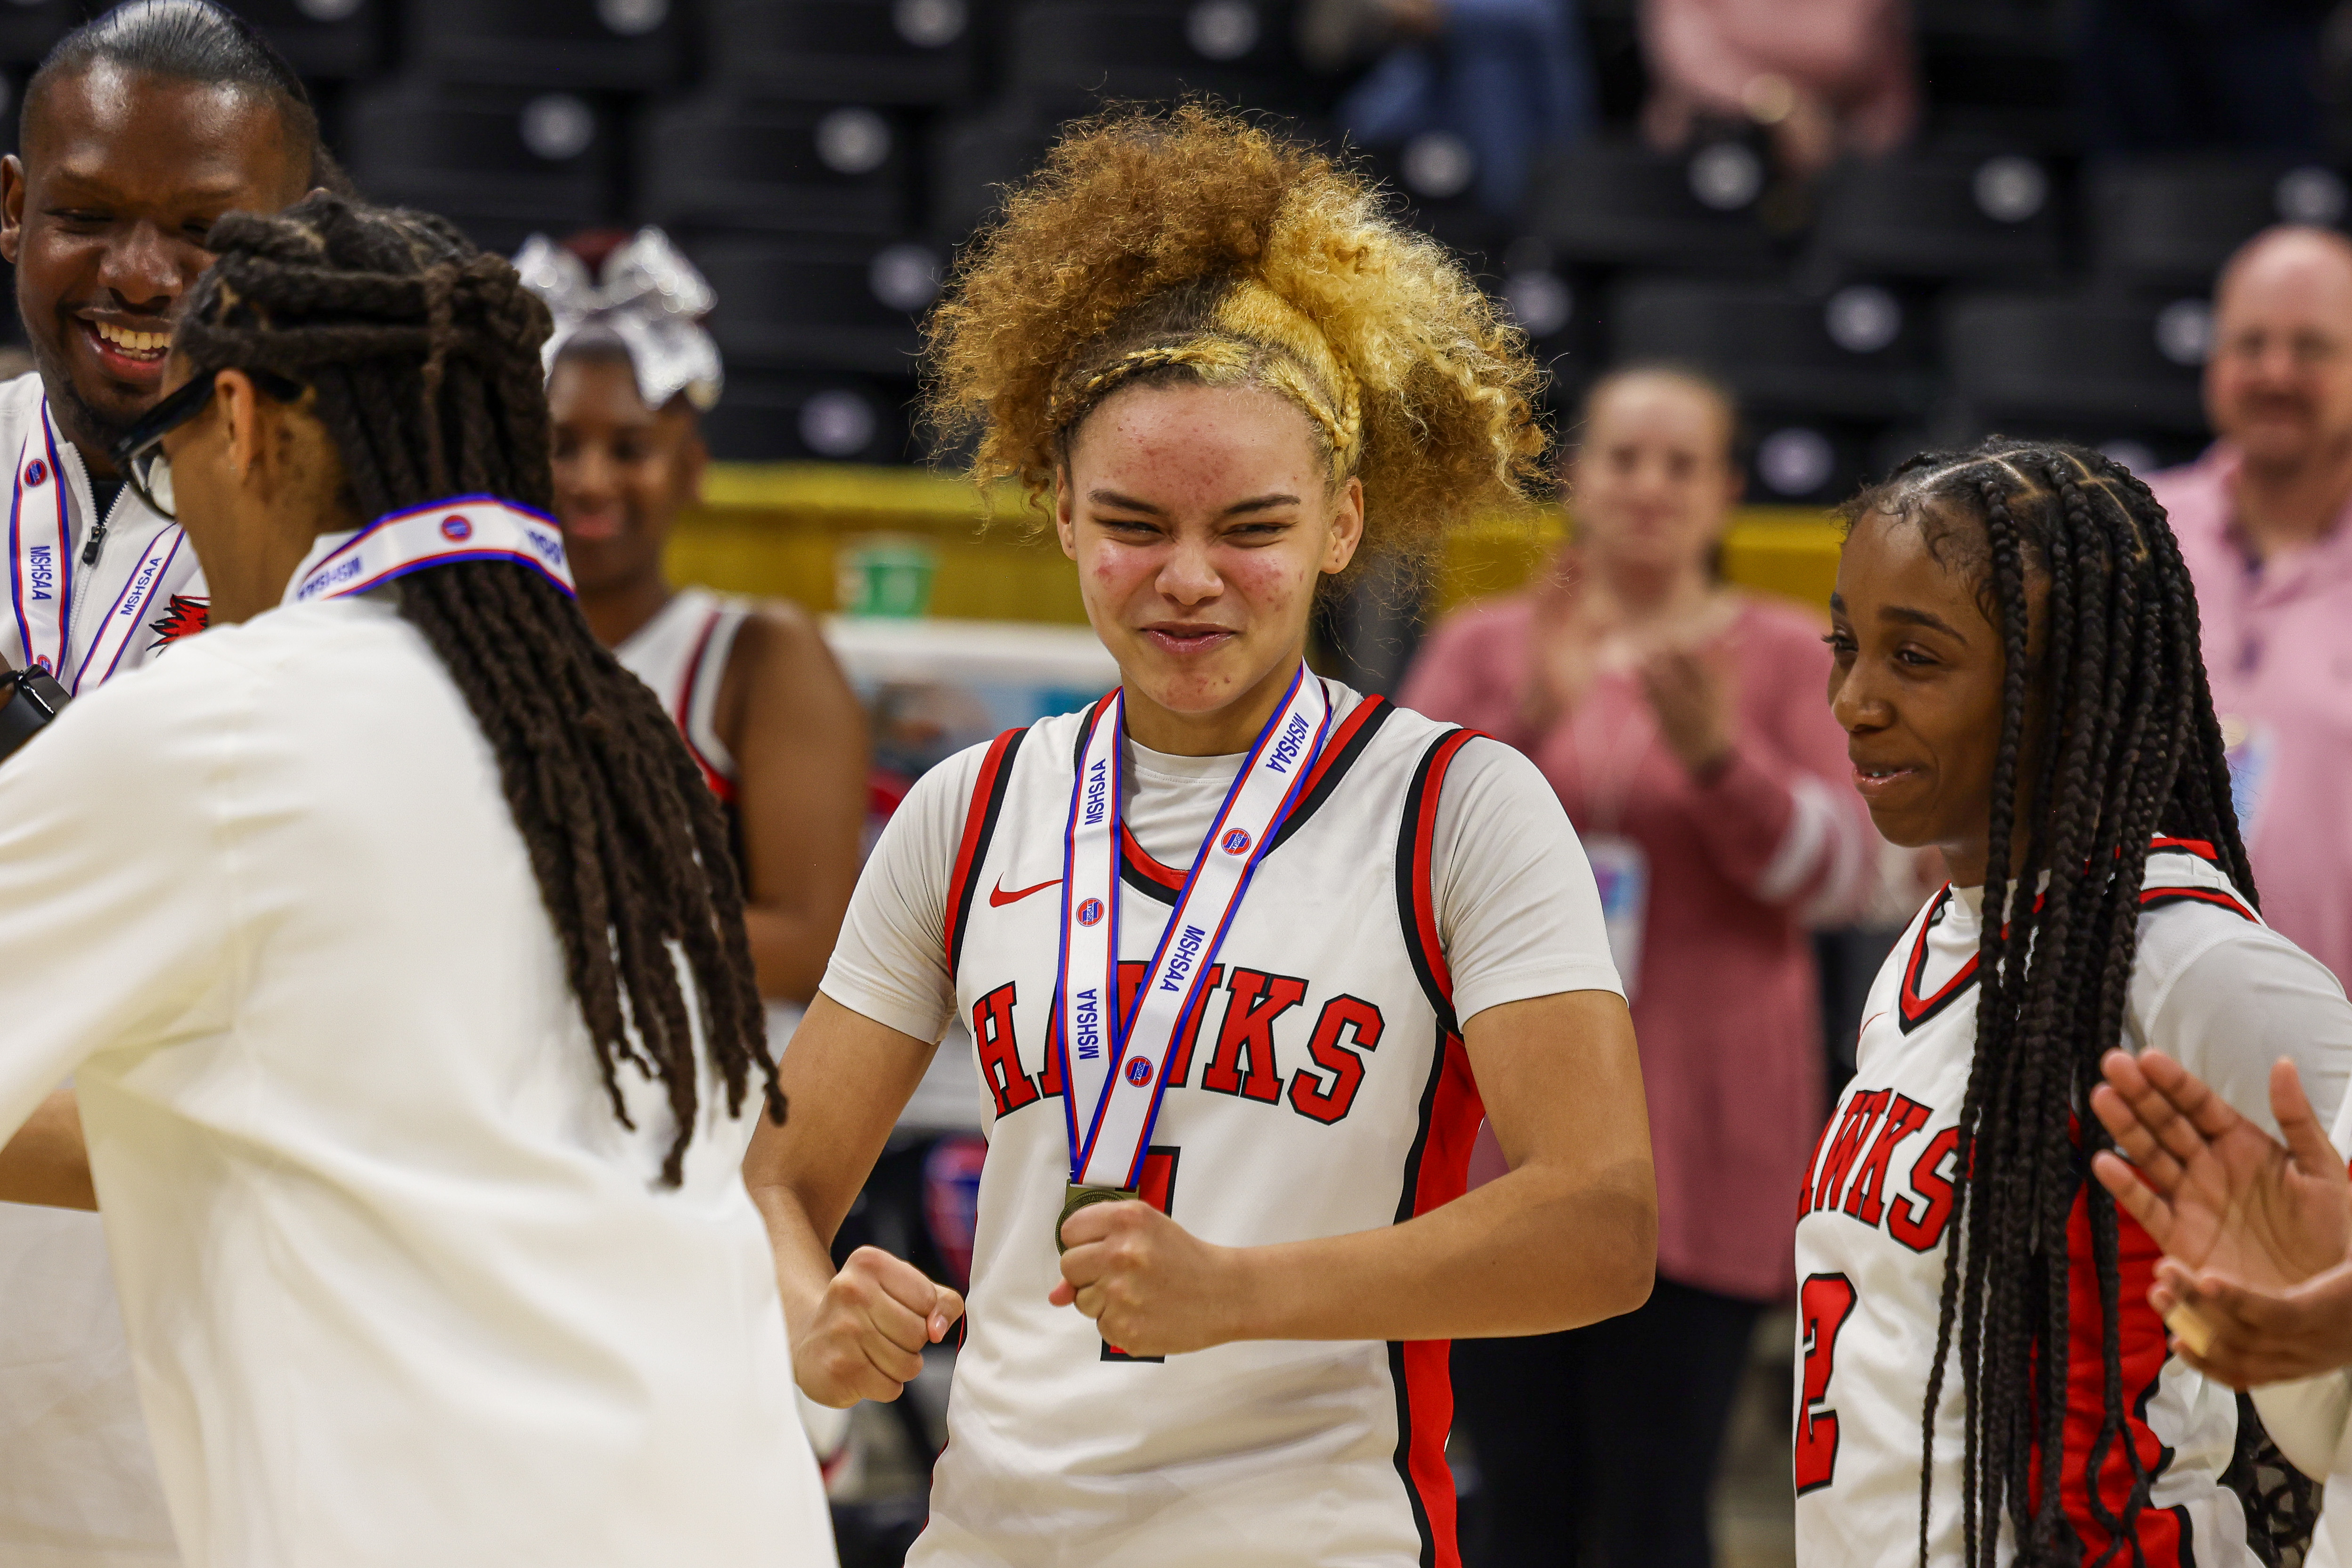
top-left (0, 1), bottom-right (327, 686)
top-left (2151, 226), bottom-right (2352, 989)
top-left (0, 5), bottom-right (329, 1563)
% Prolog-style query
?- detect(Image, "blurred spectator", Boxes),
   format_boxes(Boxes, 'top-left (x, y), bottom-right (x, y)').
top-left (2150, 225), bottom-right (2352, 987)
top-left (2076, 0), bottom-right (2329, 157)
top-left (1400, 366), bottom-right (1874, 1568)
top-left (1312, 0), bottom-right (1598, 214)
top-left (1638, 0), bottom-right (1917, 177)
top-left (521, 229), bottom-right (871, 1029)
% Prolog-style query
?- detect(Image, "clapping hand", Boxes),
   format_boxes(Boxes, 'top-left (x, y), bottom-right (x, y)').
top-left (1637, 642), bottom-right (1734, 779)
top-left (2090, 1049), bottom-right (2352, 1388)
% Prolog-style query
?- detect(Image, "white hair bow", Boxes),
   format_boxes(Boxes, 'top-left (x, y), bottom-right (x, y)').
top-left (514, 227), bottom-right (724, 412)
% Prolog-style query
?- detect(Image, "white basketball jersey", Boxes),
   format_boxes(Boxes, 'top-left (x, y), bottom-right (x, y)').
top-left (1793, 842), bottom-right (2287, 1568)
top-left (613, 586), bottom-right (747, 800)
top-left (911, 694), bottom-right (1483, 1568)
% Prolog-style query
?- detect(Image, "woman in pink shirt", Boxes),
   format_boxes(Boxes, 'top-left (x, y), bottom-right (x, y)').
top-left (1399, 364), bottom-right (1874, 1568)
top-left (1641, 0), bottom-right (1917, 176)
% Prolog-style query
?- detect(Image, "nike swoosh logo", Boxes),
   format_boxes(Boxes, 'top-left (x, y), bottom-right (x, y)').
top-left (989, 875), bottom-right (1063, 907)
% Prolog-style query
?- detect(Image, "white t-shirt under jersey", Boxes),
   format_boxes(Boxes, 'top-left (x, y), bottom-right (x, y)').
top-left (0, 587), bottom-right (832, 1568)
top-left (827, 687), bottom-right (1617, 1044)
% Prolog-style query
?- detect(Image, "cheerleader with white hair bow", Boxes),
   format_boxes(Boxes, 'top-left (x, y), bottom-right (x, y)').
top-left (516, 227), bottom-right (870, 1018)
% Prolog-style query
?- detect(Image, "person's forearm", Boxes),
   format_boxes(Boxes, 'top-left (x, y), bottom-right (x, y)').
top-left (0, 1088), bottom-right (96, 1211)
top-left (749, 1178), bottom-right (850, 1330)
top-left (1219, 1156), bottom-right (1655, 1342)
top-left (743, 906), bottom-right (844, 1006)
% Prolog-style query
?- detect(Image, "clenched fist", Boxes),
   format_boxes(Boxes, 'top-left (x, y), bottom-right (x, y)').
top-left (794, 1245), bottom-right (964, 1408)
top-left (1051, 1200), bottom-right (1247, 1357)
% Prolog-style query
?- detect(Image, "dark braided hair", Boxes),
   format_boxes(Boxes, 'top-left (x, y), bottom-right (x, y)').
top-left (174, 193), bottom-right (779, 1183)
top-left (1842, 438), bottom-right (2313, 1568)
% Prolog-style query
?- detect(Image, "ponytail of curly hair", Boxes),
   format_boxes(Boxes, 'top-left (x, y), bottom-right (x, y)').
top-left (175, 193), bottom-right (779, 1183)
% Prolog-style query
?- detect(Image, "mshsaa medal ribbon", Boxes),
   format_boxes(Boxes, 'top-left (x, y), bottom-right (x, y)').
top-left (286, 496), bottom-right (575, 607)
top-left (1053, 666), bottom-right (1331, 1203)
top-left (7, 405), bottom-right (72, 678)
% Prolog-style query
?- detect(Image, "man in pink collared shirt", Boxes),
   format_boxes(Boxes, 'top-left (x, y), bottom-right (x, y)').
top-left (2151, 225), bottom-right (2352, 987)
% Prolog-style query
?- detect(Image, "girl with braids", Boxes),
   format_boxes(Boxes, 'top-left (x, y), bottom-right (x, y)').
top-left (0, 193), bottom-right (833, 1566)
top-left (1796, 436), bottom-right (2352, 1568)
top-left (744, 104), bottom-right (1655, 1568)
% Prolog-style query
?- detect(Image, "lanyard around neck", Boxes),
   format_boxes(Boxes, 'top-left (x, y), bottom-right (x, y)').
top-left (1053, 666), bottom-right (1331, 1192)
top-left (285, 495), bottom-right (574, 607)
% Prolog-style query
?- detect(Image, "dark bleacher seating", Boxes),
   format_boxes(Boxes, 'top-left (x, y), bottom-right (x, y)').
top-left (0, 71), bottom-right (24, 159)
top-left (1911, 0), bottom-right (2074, 151)
top-left (928, 107), bottom-right (1057, 243)
top-left (1524, 139), bottom-right (1778, 272)
top-left (688, 237), bottom-right (941, 377)
top-left (703, 371), bottom-right (914, 462)
top-left (1357, 134), bottom-right (1495, 263)
top-left (256, 0), bottom-right (2255, 479)
top-left (639, 94), bottom-right (913, 237)
top-left (405, 0), bottom-right (690, 93)
top-left (345, 79), bottom-right (617, 255)
top-left (1005, 0), bottom-right (1303, 118)
top-left (1812, 150), bottom-right (2065, 285)
top-left (237, 0), bottom-right (385, 81)
top-left (702, 0), bottom-right (981, 106)
top-left (2090, 159), bottom-right (2349, 294)
top-left (1745, 420), bottom-right (1877, 506)
top-left (0, 2), bottom-right (73, 69)
top-left (1942, 291), bottom-right (2208, 439)
top-left (1608, 277), bottom-right (1934, 424)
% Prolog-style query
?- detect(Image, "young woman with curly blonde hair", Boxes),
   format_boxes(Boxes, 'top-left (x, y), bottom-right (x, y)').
top-left (744, 104), bottom-right (1657, 1568)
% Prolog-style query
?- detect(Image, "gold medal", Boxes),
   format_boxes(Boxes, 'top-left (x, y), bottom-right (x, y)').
top-left (1056, 1182), bottom-right (1138, 1254)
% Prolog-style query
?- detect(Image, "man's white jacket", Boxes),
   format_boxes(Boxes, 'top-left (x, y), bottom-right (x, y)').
top-left (0, 367), bottom-right (197, 1565)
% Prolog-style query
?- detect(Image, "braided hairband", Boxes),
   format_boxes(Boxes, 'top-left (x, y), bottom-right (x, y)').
top-left (1049, 280), bottom-right (1364, 478)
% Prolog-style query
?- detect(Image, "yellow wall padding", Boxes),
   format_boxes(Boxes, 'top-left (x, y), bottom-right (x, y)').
top-left (671, 463), bottom-right (1845, 627)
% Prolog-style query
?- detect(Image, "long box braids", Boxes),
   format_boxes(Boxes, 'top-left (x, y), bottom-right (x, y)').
top-left (175, 194), bottom-right (779, 1184)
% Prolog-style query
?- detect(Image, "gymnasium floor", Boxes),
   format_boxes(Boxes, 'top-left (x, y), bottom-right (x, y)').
top-left (1715, 1310), bottom-right (1800, 1568)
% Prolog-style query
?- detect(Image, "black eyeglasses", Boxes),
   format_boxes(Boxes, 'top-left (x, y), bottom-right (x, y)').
top-left (109, 367), bottom-right (305, 521)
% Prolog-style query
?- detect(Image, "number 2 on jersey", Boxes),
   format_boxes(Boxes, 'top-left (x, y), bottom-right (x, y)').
top-left (1795, 1272), bottom-right (1857, 1494)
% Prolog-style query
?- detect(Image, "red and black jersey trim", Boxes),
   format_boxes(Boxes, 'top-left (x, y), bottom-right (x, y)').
top-left (1119, 826), bottom-right (1185, 904)
top-left (1268, 693), bottom-right (1392, 851)
top-left (676, 607), bottom-right (737, 804)
top-left (2139, 886), bottom-right (2256, 921)
top-left (1395, 727), bottom-right (1480, 1039)
top-left (1900, 859), bottom-right (2258, 1033)
top-left (944, 726), bottom-right (1028, 971)
top-left (1114, 692), bottom-right (1395, 908)
top-left (2031, 1177), bottom-right (2197, 1566)
top-left (1898, 887), bottom-right (1977, 1034)
top-left (2149, 837), bottom-right (2220, 864)
top-left (1383, 1030), bottom-right (1478, 1568)
top-left (1382, 727), bottom-right (1483, 1568)
top-left (1066, 692), bottom-right (1114, 770)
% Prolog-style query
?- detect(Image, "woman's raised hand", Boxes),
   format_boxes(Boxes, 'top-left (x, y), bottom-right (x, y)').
top-left (1637, 641), bottom-right (1735, 778)
top-left (1522, 570), bottom-right (1606, 730)
top-left (2090, 1048), bottom-right (2352, 1386)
